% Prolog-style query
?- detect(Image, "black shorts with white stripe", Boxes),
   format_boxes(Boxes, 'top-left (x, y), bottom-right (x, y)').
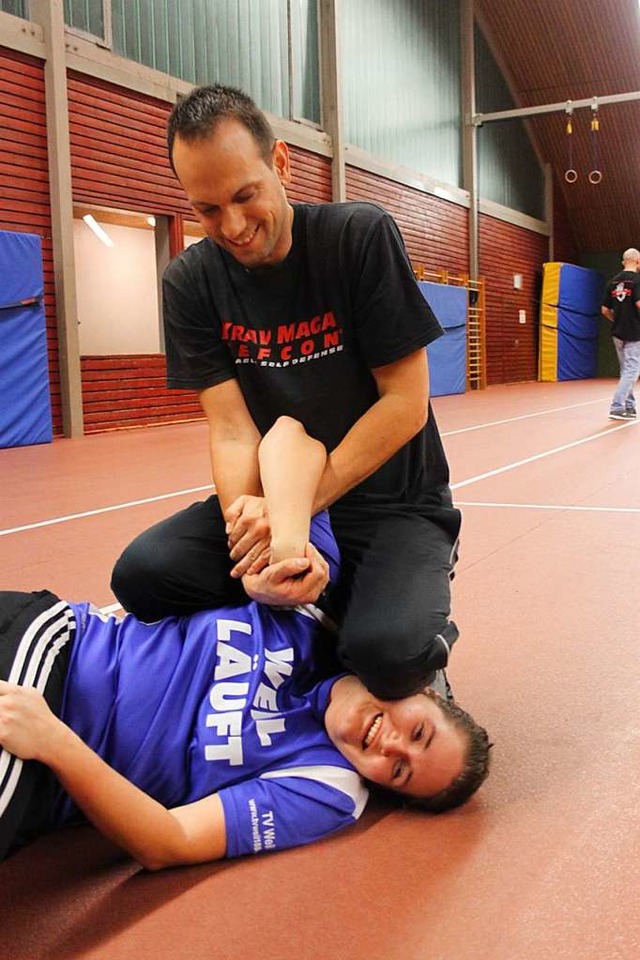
top-left (0, 590), bottom-right (76, 860)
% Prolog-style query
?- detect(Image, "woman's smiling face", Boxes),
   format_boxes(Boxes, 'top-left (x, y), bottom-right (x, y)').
top-left (324, 676), bottom-right (468, 798)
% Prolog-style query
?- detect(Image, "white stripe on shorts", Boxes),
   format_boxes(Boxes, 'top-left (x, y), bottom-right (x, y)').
top-left (0, 602), bottom-right (75, 819)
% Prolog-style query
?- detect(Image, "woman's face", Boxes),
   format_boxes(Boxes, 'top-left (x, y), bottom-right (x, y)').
top-left (324, 676), bottom-right (467, 798)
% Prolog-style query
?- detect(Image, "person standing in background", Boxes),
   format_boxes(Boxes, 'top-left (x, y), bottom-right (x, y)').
top-left (601, 248), bottom-right (640, 421)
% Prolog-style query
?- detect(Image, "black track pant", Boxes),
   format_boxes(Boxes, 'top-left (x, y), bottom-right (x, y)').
top-left (112, 497), bottom-right (461, 700)
top-left (0, 591), bottom-right (75, 859)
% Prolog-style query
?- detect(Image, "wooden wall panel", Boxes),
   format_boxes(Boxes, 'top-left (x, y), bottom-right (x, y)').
top-left (0, 48), bottom-right (61, 436)
top-left (68, 72), bottom-right (190, 216)
top-left (345, 165), bottom-right (469, 274)
top-left (288, 147), bottom-right (332, 203)
top-left (80, 356), bottom-right (202, 432)
top-left (479, 215), bottom-right (549, 385)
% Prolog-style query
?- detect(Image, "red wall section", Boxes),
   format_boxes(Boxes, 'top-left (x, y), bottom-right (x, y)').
top-left (68, 72), bottom-right (189, 216)
top-left (0, 47), bottom-right (62, 436)
top-left (80, 355), bottom-right (202, 432)
top-left (288, 147), bottom-right (332, 203)
top-left (479, 214), bottom-right (549, 385)
top-left (345, 165), bottom-right (469, 274)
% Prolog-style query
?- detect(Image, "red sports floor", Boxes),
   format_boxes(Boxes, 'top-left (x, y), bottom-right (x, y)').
top-left (1, 379), bottom-right (639, 960)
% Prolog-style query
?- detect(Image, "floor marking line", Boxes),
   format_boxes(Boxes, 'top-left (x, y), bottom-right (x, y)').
top-left (441, 396), bottom-right (610, 437)
top-left (0, 485), bottom-right (212, 537)
top-left (456, 501), bottom-right (640, 515)
top-left (451, 420), bottom-right (636, 491)
top-left (0, 396), bottom-right (625, 538)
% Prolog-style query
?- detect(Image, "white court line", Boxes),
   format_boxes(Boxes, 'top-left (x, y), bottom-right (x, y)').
top-left (440, 395), bottom-right (609, 437)
top-left (451, 419), bottom-right (636, 491)
top-left (0, 484), bottom-right (212, 537)
top-left (457, 501), bottom-right (640, 515)
top-left (0, 396), bottom-right (626, 539)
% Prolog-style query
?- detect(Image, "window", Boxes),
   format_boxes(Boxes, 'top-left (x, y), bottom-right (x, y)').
top-left (79, 0), bottom-right (322, 123)
top-left (0, 0), bottom-right (27, 18)
top-left (64, 0), bottom-right (108, 43)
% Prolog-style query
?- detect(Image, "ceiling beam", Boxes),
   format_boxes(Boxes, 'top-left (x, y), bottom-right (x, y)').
top-left (474, 90), bottom-right (640, 125)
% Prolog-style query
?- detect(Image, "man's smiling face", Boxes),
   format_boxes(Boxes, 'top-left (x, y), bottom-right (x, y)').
top-left (172, 117), bottom-right (293, 269)
top-left (324, 676), bottom-right (468, 798)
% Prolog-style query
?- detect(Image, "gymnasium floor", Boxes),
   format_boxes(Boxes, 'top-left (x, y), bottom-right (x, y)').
top-left (1, 378), bottom-right (639, 960)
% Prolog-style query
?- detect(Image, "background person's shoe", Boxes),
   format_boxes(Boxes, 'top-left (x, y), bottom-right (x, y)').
top-left (610, 410), bottom-right (636, 420)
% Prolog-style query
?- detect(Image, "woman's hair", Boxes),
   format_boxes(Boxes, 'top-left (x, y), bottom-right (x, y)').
top-left (167, 84), bottom-right (275, 170)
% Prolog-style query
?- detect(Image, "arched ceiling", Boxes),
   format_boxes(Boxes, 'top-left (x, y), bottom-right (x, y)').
top-left (475, 0), bottom-right (640, 253)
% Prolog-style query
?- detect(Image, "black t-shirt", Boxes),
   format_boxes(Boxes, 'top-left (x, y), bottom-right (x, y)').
top-left (164, 201), bottom-right (455, 522)
top-left (602, 270), bottom-right (640, 341)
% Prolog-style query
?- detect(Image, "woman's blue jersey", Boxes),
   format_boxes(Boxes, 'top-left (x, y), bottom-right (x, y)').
top-left (57, 513), bottom-right (368, 857)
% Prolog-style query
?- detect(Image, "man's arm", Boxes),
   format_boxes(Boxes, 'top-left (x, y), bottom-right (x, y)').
top-left (199, 379), bottom-right (274, 574)
top-left (602, 305), bottom-right (614, 322)
top-left (199, 379), bottom-right (263, 513)
top-left (0, 681), bottom-right (226, 871)
top-left (313, 348), bottom-right (429, 512)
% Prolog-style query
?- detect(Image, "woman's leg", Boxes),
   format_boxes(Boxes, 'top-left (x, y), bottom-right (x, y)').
top-left (110, 496), bottom-right (247, 621)
top-left (336, 514), bottom-right (460, 701)
top-left (0, 591), bottom-right (74, 859)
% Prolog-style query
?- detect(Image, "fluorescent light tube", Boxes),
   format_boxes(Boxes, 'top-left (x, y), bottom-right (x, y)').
top-left (83, 214), bottom-right (115, 247)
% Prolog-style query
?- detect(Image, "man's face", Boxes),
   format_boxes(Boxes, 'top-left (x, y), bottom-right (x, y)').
top-left (324, 676), bottom-right (467, 798)
top-left (172, 118), bottom-right (293, 269)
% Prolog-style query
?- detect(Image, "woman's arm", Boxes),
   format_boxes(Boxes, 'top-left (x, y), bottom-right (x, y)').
top-left (0, 681), bottom-right (226, 871)
top-left (239, 417), bottom-right (330, 605)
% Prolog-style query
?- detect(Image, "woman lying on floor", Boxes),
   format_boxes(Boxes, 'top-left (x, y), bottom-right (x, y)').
top-left (0, 418), bottom-right (490, 869)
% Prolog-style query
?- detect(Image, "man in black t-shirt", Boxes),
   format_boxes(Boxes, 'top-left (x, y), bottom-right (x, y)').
top-left (601, 248), bottom-right (640, 421)
top-left (111, 85), bottom-right (462, 700)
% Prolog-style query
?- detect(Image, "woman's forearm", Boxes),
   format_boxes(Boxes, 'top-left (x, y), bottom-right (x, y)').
top-left (43, 721), bottom-right (224, 870)
top-left (258, 418), bottom-right (327, 561)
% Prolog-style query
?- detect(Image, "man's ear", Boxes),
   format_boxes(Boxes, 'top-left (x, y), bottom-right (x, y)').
top-left (272, 139), bottom-right (291, 185)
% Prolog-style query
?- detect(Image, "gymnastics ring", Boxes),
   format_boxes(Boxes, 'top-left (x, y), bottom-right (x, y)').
top-left (588, 169), bottom-right (602, 185)
top-left (564, 169), bottom-right (578, 184)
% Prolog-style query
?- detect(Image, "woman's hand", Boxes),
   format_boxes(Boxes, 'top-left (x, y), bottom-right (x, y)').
top-left (241, 543), bottom-right (329, 606)
top-left (0, 681), bottom-right (62, 762)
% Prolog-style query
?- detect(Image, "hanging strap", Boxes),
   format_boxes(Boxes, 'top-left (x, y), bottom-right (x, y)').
top-left (588, 98), bottom-right (602, 184)
top-left (564, 102), bottom-right (578, 183)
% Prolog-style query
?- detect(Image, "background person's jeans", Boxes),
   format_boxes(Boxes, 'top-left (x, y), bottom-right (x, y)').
top-left (611, 337), bottom-right (640, 412)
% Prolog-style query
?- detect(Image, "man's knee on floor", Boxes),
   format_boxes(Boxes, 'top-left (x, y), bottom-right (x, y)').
top-left (338, 615), bottom-right (459, 701)
top-left (110, 535), bottom-right (175, 614)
